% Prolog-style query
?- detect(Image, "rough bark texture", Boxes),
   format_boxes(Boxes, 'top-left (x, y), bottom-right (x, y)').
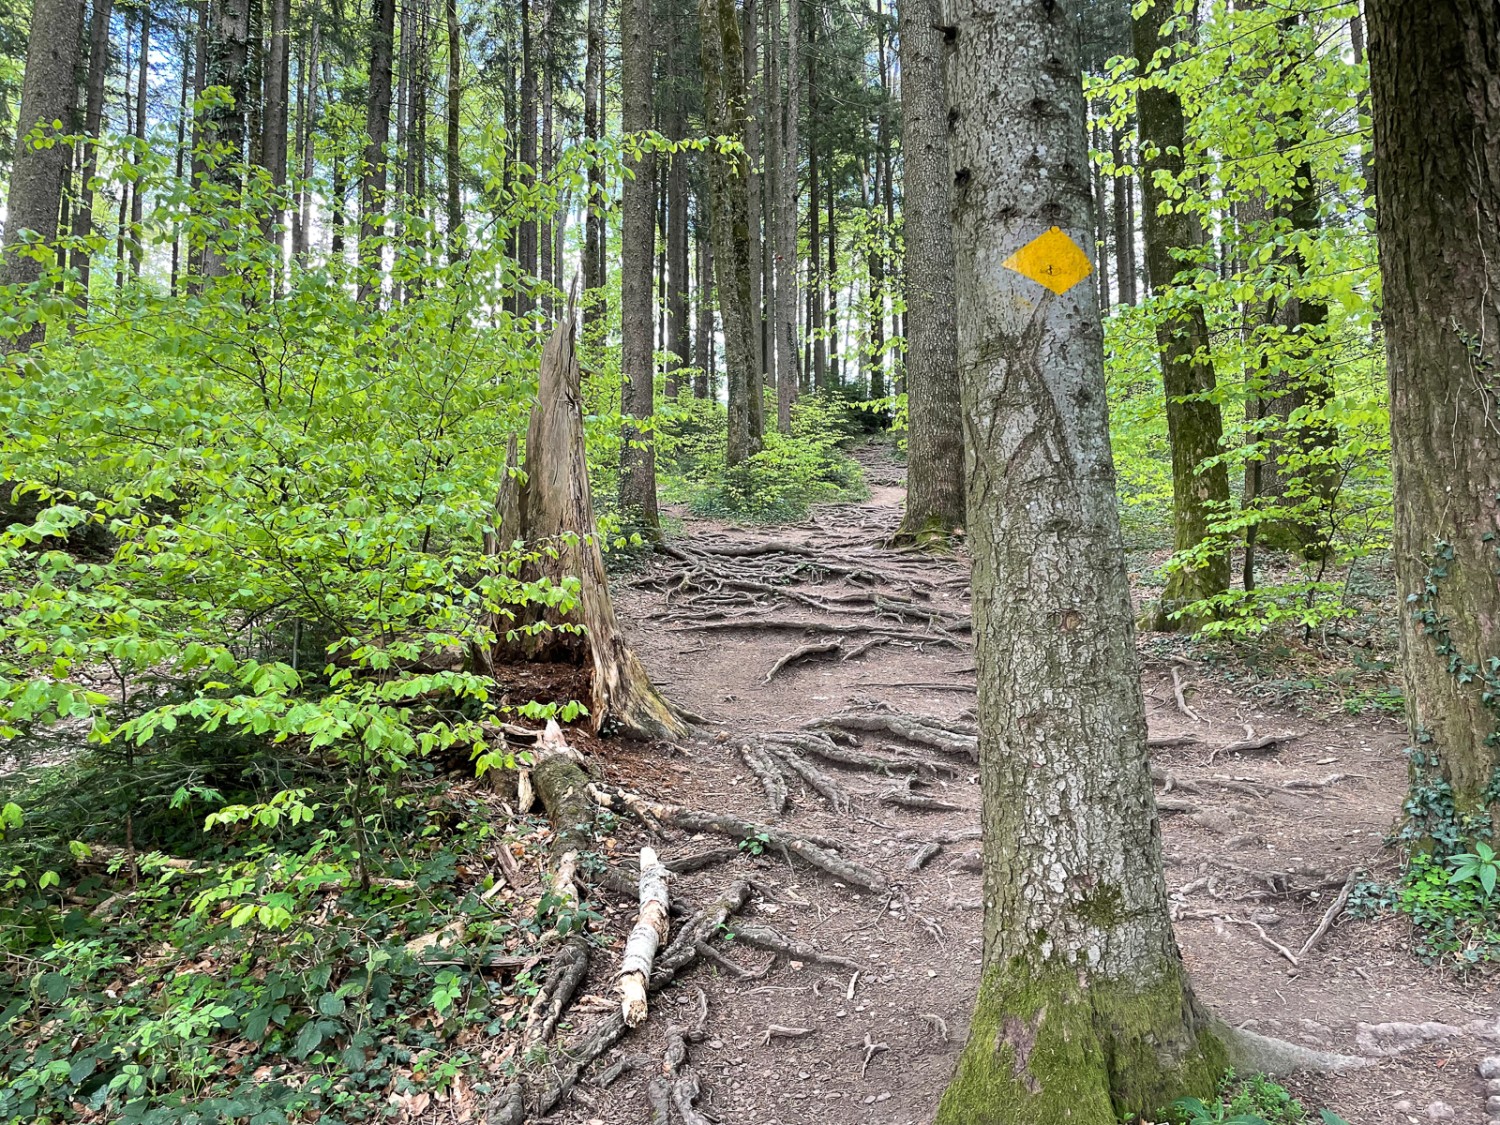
top-left (936, 3), bottom-right (1223, 1120)
top-left (492, 303), bottom-right (686, 742)
top-left (1133, 0), bottom-right (1232, 630)
top-left (445, 0), bottom-right (463, 260)
top-left (773, 0), bottom-right (801, 434)
top-left (1, 0), bottom-right (84, 346)
top-left (701, 0), bottom-right (761, 467)
top-left (70, 0), bottom-right (112, 305)
top-left (1110, 125), bottom-right (1137, 306)
top-left (358, 0), bottom-right (397, 303)
top-left (619, 0), bottom-right (661, 537)
top-left (893, 0), bottom-right (964, 545)
top-left (1368, 1), bottom-right (1500, 816)
top-left (263, 0), bottom-right (291, 238)
top-left (583, 0), bottom-right (603, 319)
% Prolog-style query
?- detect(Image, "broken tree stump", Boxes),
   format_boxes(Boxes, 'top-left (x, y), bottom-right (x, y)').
top-left (484, 300), bottom-right (687, 741)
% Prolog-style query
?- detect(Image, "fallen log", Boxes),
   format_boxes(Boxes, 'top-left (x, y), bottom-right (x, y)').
top-left (618, 847), bottom-right (671, 1028)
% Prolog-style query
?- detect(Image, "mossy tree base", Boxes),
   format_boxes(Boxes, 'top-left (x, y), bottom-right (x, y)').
top-left (936, 965), bottom-right (1225, 1125)
top-left (890, 511), bottom-right (964, 552)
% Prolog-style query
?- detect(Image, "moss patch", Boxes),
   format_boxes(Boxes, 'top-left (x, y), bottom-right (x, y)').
top-left (935, 961), bottom-right (1226, 1125)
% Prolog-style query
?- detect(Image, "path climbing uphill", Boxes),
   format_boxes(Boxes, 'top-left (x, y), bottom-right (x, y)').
top-left (507, 446), bottom-right (1492, 1125)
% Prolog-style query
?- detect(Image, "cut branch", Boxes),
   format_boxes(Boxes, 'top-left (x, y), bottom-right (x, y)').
top-left (618, 847), bottom-right (671, 1027)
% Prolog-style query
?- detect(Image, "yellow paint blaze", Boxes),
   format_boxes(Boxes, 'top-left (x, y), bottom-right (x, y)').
top-left (1002, 226), bottom-right (1094, 296)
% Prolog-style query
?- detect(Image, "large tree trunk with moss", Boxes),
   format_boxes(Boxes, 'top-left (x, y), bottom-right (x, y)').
top-left (619, 0), bottom-right (661, 538)
top-left (893, 0), bottom-right (964, 546)
top-left (936, 3), bottom-right (1224, 1120)
top-left (1368, 2), bottom-right (1500, 818)
top-left (0, 0), bottom-right (84, 351)
top-left (701, 0), bottom-right (761, 468)
top-left (486, 302), bottom-right (687, 743)
top-left (1133, 0), bottom-right (1231, 631)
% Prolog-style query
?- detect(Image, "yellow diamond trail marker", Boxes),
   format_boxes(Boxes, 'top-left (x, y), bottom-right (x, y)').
top-left (1002, 226), bottom-right (1094, 296)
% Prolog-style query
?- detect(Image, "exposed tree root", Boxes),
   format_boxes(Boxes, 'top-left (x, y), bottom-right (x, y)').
top-left (648, 987), bottom-right (712, 1125)
top-left (587, 782), bottom-right (888, 892)
top-left (727, 921), bottom-right (863, 970)
top-left (771, 747), bottom-right (855, 813)
top-left (764, 640), bottom-right (844, 682)
top-left (737, 739), bottom-right (789, 812)
top-left (694, 939), bottom-right (775, 980)
top-left (766, 730), bottom-right (933, 777)
top-left (676, 616), bottom-right (965, 649)
top-left (907, 842), bottom-right (943, 871)
top-left (805, 711), bottom-right (979, 759)
top-left (1296, 869), bottom-right (1359, 958)
top-left (1217, 1021), bottom-right (1372, 1075)
top-left (880, 790), bottom-right (964, 813)
top-left (523, 936), bottom-right (590, 1047)
top-left (1207, 732), bottom-right (1300, 765)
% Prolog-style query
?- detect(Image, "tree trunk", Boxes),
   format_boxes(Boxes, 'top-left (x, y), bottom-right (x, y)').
top-left (702, 0), bottom-right (761, 467)
top-left (1, 0), bottom-right (84, 346)
top-left (1112, 125), bottom-right (1137, 305)
top-left (125, 7), bottom-right (149, 279)
top-left (517, 0), bottom-right (537, 318)
top-left (893, 0), bottom-right (963, 545)
top-left (743, 0), bottom-right (766, 422)
top-left (295, 14), bottom-right (321, 259)
top-left (71, 0), bottom-right (113, 308)
top-left (446, 0), bottom-right (463, 261)
top-left (114, 17), bottom-right (134, 292)
top-left (1091, 105), bottom-right (1112, 313)
top-left (171, 10), bottom-right (191, 292)
top-left (666, 72), bottom-right (691, 393)
top-left (1368, 0), bottom-right (1500, 818)
top-left (539, 4), bottom-right (554, 316)
top-left (358, 0), bottom-right (397, 303)
top-left (619, 0), bottom-right (661, 536)
top-left (263, 0), bottom-right (290, 251)
top-left (582, 0), bottom-right (603, 324)
top-left (488, 302), bottom-right (688, 742)
top-left (695, 221), bottom-right (712, 398)
top-left (936, 3), bottom-right (1225, 1119)
top-left (826, 157), bottom-right (839, 387)
top-left (773, 0), bottom-right (801, 433)
top-left (1133, 0), bottom-right (1232, 631)
top-left (806, 8), bottom-right (825, 392)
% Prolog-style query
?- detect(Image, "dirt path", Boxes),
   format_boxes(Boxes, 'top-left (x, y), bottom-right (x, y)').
top-left (553, 444), bottom-right (1493, 1125)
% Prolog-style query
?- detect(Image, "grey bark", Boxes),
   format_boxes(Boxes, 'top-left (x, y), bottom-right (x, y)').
top-left (358, 0), bottom-right (397, 302)
top-left (446, 0), bottom-right (463, 261)
top-left (71, 0), bottom-right (113, 306)
top-left (893, 0), bottom-right (963, 544)
top-left (773, 0), bottom-right (801, 432)
top-left (702, 0), bottom-right (760, 465)
top-left (936, 1), bottom-right (1222, 1119)
top-left (263, 0), bottom-right (290, 247)
top-left (583, 0), bottom-right (603, 321)
top-left (1, 0), bottom-right (85, 346)
top-left (620, 0), bottom-right (661, 534)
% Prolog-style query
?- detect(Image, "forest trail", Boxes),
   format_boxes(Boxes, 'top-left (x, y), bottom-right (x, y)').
top-left (552, 443), bottom-right (1491, 1125)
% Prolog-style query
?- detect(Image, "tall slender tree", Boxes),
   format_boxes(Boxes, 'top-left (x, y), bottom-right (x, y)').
top-left (892, 0), bottom-right (963, 545)
top-left (1367, 1), bottom-right (1500, 821)
top-left (619, 0), bottom-right (661, 535)
top-left (772, 0), bottom-right (801, 432)
top-left (0, 0), bottom-right (85, 351)
top-left (358, 0), bottom-right (398, 302)
top-left (701, 0), bottom-right (761, 466)
top-left (1134, 0), bottom-right (1232, 631)
top-left (71, 0), bottom-right (114, 305)
top-left (936, 1), bottom-right (1226, 1118)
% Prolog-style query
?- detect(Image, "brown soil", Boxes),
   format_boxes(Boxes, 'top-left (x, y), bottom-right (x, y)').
top-left (530, 444), bottom-right (1494, 1125)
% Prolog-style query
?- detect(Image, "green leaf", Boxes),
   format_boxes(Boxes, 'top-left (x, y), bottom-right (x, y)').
top-left (292, 1019), bottom-right (325, 1059)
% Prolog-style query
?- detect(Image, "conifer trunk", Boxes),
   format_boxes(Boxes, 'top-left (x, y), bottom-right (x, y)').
top-left (937, 2), bottom-right (1224, 1118)
top-left (358, 0), bottom-right (397, 302)
top-left (619, 0), bottom-right (661, 536)
top-left (701, 0), bottom-right (760, 467)
top-left (893, 0), bottom-right (963, 545)
top-left (1368, 0), bottom-right (1500, 817)
top-left (71, 0), bottom-right (113, 306)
